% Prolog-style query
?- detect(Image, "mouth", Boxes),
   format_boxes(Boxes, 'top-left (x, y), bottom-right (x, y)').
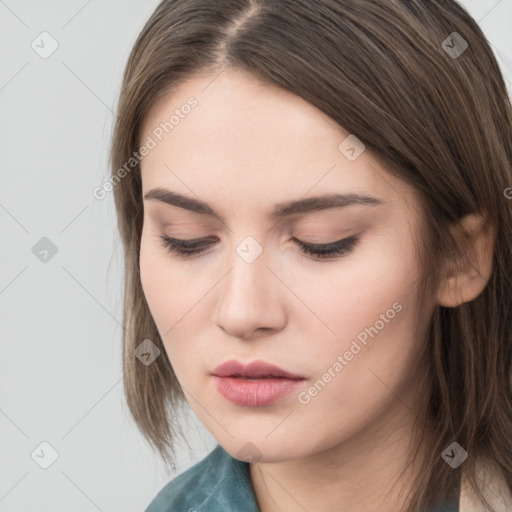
top-left (211, 359), bottom-right (305, 380)
top-left (211, 359), bottom-right (306, 406)
top-left (228, 374), bottom-right (303, 380)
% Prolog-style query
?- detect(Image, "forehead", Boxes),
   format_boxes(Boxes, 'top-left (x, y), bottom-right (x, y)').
top-left (139, 70), bottom-right (418, 219)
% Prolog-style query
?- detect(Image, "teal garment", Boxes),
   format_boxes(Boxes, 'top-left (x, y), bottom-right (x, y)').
top-left (144, 444), bottom-right (459, 512)
top-left (145, 444), bottom-right (259, 512)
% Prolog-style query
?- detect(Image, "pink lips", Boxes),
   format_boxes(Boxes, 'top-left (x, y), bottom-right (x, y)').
top-left (211, 359), bottom-right (305, 407)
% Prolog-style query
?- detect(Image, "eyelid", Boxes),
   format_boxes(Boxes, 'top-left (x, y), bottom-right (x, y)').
top-left (160, 235), bottom-right (216, 248)
top-left (158, 234), bottom-right (360, 260)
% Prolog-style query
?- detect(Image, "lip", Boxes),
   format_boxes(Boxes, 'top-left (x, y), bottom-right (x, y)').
top-left (211, 359), bottom-right (304, 379)
top-left (211, 360), bottom-right (305, 407)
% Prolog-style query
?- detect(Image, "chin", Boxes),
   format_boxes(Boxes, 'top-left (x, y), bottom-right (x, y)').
top-left (218, 437), bottom-right (309, 464)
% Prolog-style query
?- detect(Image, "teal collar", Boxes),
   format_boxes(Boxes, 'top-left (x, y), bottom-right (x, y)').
top-left (145, 444), bottom-right (459, 512)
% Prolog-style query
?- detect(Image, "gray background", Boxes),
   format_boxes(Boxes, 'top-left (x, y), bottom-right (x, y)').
top-left (1, 1), bottom-right (511, 510)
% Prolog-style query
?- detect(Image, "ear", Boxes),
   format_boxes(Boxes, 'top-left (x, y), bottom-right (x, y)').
top-left (436, 213), bottom-right (496, 308)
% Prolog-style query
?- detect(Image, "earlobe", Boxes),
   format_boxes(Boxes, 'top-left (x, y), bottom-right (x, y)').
top-left (436, 213), bottom-right (496, 308)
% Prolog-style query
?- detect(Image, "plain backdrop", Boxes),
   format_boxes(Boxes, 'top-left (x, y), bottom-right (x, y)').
top-left (1, 1), bottom-right (511, 510)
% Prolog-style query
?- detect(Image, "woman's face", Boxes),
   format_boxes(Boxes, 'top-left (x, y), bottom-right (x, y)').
top-left (139, 69), bottom-right (436, 462)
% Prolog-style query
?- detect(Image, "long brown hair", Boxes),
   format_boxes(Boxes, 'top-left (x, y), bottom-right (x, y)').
top-left (109, 1), bottom-right (512, 510)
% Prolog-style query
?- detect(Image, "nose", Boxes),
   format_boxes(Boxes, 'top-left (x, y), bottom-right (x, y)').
top-left (213, 242), bottom-right (286, 340)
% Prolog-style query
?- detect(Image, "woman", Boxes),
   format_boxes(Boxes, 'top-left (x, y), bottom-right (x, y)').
top-left (110, 0), bottom-right (512, 510)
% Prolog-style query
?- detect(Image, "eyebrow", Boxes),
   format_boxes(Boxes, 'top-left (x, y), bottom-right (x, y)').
top-left (143, 187), bottom-right (385, 221)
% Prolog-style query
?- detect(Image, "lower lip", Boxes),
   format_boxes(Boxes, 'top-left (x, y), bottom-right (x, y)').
top-left (213, 376), bottom-right (304, 406)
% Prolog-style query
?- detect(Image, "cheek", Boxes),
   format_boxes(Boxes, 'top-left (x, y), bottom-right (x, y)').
top-left (139, 233), bottom-right (165, 317)
top-left (138, 232), bottom-right (209, 370)
top-left (299, 234), bottom-right (426, 412)
top-left (139, 231), bottom-right (180, 343)
top-left (298, 231), bottom-right (424, 381)
top-left (139, 225), bottom-right (187, 314)
top-left (298, 230), bottom-right (420, 342)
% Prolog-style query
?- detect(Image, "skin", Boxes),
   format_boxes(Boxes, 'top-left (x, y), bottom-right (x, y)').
top-left (138, 69), bottom-right (493, 512)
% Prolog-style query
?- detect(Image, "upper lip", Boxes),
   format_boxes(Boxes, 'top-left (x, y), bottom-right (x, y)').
top-left (212, 359), bottom-right (305, 379)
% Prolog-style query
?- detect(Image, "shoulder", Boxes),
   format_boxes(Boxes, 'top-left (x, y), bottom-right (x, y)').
top-left (460, 460), bottom-right (512, 512)
top-left (144, 444), bottom-right (258, 512)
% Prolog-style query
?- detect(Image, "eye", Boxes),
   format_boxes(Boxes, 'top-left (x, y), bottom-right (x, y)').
top-left (158, 234), bottom-right (360, 261)
top-left (292, 235), bottom-right (360, 260)
top-left (158, 235), bottom-right (216, 257)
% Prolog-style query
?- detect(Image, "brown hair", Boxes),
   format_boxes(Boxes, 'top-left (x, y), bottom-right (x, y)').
top-left (109, 0), bottom-right (512, 510)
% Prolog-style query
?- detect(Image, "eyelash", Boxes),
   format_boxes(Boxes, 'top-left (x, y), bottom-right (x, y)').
top-left (158, 234), bottom-right (360, 260)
